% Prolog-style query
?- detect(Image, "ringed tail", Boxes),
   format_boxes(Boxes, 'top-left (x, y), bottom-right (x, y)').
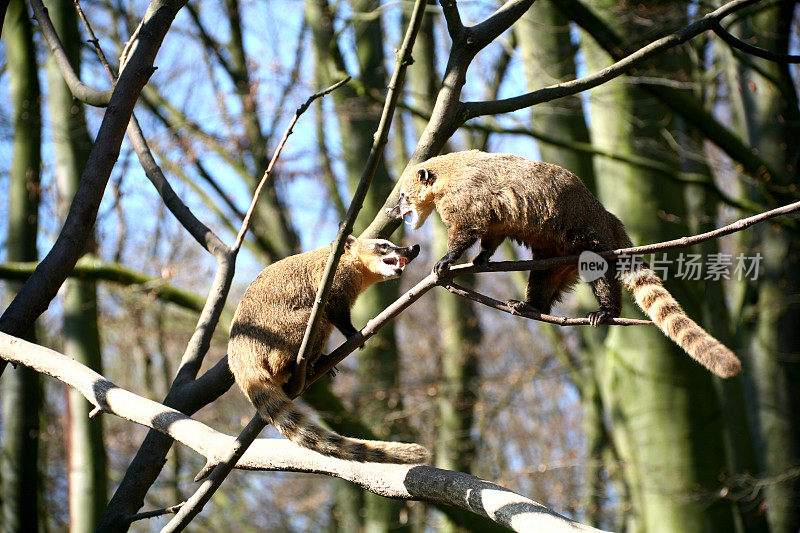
top-left (249, 384), bottom-right (430, 464)
top-left (621, 268), bottom-right (742, 378)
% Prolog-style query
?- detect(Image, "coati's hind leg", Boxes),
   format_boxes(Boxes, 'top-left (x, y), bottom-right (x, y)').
top-left (587, 271), bottom-right (622, 327)
top-left (472, 235), bottom-right (504, 266)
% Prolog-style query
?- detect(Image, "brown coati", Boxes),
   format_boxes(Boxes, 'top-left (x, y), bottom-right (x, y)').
top-left (227, 235), bottom-right (430, 463)
top-left (387, 150), bottom-right (741, 378)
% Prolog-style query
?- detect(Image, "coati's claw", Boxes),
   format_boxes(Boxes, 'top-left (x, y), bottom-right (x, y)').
top-left (327, 365), bottom-right (339, 378)
top-left (507, 299), bottom-right (530, 315)
top-left (587, 310), bottom-right (610, 327)
top-left (433, 258), bottom-right (452, 276)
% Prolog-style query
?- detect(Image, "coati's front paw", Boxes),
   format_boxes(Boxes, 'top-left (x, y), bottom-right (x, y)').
top-left (587, 310), bottom-right (612, 327)
top-left (433, 258), bottom-right (453, 276)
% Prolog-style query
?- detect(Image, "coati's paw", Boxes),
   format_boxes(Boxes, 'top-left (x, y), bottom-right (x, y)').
top-left (507, 299), bottom-right (532, 315)
top-left (587, 310), bottom-right (611, 327)
top-left (433, 258), bottom-right (453, 276)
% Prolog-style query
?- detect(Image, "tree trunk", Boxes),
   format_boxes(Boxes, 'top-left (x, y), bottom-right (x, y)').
top-left (721, 3), bottom-right (800, 531)
top-left (580, 1), bottom-right (735, 531)
top-left (1, 1), bottom-right (42, 531)
top-left (44, 3), bottom-right (110, 528)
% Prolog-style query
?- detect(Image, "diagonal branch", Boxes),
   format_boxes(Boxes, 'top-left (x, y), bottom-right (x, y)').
top-left (0, 332), bottom-right (608, 533)
top-left (441, 282), bottom-right (652, 326)
top-left (0, 0), bottom-right (188, 377)
top-left (287, 0), bottom-right (429, 397)
top-left (469, 0), bottom-right (535, 50)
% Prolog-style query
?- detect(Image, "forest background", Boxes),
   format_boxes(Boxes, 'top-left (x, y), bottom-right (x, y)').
top-left (0, 0), bottom-right (798, 531)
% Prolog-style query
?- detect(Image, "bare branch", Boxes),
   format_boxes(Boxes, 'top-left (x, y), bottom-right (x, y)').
top-left (0, 256), bottom-right (209, 313)
top-left (288, 0), bottom-right (428, 396)
top-left (0, 333), bottom-right (608, 533)
top-left (441, 282), bottom-right (653, 326)
top-left (464, 0), bottom-right (759, 118)
top-left (0, 0), bottom-right (187, 367)
top-left (469, 0), bottom-right (535, 50)
top-left (29, 0), bottom-right (113, 106)
top-left (711, 20), bottom-right (800, 63)
top-left (439, 0), bottom-right (464, 41)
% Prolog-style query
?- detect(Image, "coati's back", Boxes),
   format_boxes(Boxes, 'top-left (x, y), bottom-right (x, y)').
top-left (228, 245), bottom-right (429, 464)
top-left (415, 150), bottom-right (627, 254)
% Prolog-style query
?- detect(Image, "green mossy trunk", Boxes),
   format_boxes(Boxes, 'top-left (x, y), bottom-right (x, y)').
top-left (44, 2), bottom-right (110, 528)
top-left (721, 3), bottom-right (800, 531)
top-left (581, 2), bottom-right (735, 531)
top-left (1, 1), bottom-right (42, 531)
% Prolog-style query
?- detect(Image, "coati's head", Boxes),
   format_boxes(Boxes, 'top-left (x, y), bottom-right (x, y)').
top-left (344, 235), bottom-right (420, 280)
top-left (386, 167), bottom-right (438, 230)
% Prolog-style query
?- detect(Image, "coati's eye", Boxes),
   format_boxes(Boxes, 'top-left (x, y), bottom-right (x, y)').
top-left (377, 243), bottom-right (390, 254)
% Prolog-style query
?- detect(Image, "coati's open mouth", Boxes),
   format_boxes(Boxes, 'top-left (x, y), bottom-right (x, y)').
top-left (382, 257), bottom-right (410, 268)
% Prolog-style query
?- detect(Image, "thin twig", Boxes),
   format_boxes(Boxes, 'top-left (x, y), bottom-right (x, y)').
top-left (440, 282), bottom-right (653, 326)
top-left (287, 0), bottom-right (429, 397)
top-left (712, 20), bottom-right (800, 63)
top-left (125, 503), bottom-right (184, 524)
top-left (232, 77), bottom-right (351, 253)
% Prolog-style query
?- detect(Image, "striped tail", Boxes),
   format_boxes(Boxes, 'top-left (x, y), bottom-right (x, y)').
top-left (621, 268), bottom-right (742, 378)
top-left (249, 383), bottom-right (430, 464)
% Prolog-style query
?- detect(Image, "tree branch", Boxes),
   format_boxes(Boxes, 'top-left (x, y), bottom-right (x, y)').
top-left (0, 0), bottom-right (188, 376)
top-left (288, 0), bottom-right (428, 396)
top-left (0, 256), bottom-right (208, 313)
top-left (464, 0), bottom-right (759, 118)
top-left (441, 282), bottom-right (653, 326)
top-left (0, 332), bottom-right (608, 533)
top-left (711, 20), bottom-right (800, 63)
top-left (469, 0), bottom-right (535, 50)
top-left (28, 0), bottom-right (113, 106)
top-left (439, 0), bottom-right (464, 41)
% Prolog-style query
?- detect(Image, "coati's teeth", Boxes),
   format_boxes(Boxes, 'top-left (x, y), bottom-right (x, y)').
top-left (398, 257), bottom-right (409, 267)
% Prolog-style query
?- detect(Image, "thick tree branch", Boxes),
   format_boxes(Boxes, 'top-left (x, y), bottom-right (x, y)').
top-left (439, 0), bottom-right (464, 41)
top-left (0, 333), bottom-right (608, 533)
top-left (0, 0), bottom-right (188, 377)
top-left (464, 0), bottom-right (759, 118)
top-left (469, 0), bottom-right (535, 50)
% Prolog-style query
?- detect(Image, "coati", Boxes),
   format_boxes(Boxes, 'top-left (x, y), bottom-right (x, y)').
top-left (227, 235), bottom-right (430, 463)
top-left (387, 150), bottom-right (741, 378)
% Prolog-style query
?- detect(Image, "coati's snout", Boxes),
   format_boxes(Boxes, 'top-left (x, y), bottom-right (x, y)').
top-left (386, 193), bottom-right (431, 230)
top-left (347, 236), bottom-right (420, 279)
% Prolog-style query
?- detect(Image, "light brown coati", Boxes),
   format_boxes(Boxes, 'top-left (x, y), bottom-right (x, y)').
top-left (387, 150), bottom-right (741, 378)
top-left (227, 235), bottom-right (430, 463)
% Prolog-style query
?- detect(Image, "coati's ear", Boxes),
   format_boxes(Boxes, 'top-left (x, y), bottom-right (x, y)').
top-left (344, 235), bottom-right (357, 252)
top-left (417, 168), bottom-right (435, 187)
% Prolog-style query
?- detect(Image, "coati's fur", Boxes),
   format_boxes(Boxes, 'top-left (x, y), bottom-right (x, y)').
top-left (387, 150), bottom-right (741, 378)
top-left (228, 235), bottom-right (430, 463)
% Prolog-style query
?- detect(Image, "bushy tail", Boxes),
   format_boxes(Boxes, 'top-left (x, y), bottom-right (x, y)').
top-left (249, 383), bottom-right (430, 464)
top-left (621, 268), bottom-right (741, 378)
